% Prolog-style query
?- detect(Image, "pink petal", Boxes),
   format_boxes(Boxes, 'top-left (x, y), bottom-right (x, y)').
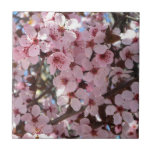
top-left (94, 44), bottom-right (107, 54)
top-left (80, 124), bottom-right (92, 134)
top-left (32, 105), bottom-right (40, 117)
top-left (81, 58), bottom-right (93, 71)
top-left (73, 65), bottom-right (83, 79)
top-left (122, 111), bottom-right (134, 123)
top-left (65, 19), bottom-right (79, 30)
top-left (24, 24), bottom-right (37, 40)
top-left (125, 59), bottom-right (133, 69)
top-left (50, 64), bottom-right (56, 75)
top-left (19, 35), bottom-right (31, 47)
top-left (24, 123), bottom-right (35, 134)
top-left (132, 55), bottom-right (139, 63)
top-left (66, 81), bottom-right (77, 93)
top-left (122, 90), bottom-right (134, 100)
top-left (130, 101), bottom-right (139, 112)
top-left (80, 118), bottom-right (90, 125)
top-left (113, 113), bottom-right (122, 125)
top-left (115, 94), bottom-right (124, 106)
top-left (22, 133), bottom-right (34, 139)
top-left (42, 125), bottom-right (53, 134)
top-left (21, 59), bottom-right (30, 70)
top-left (83, 72), bottom-right (93, 82)
top-left (28, 44), bottom-right (40, 57)
top-left (21, 113), bottom-right (32, 122)
top-left (85, 48), bottom-right (92, 59)
top-left (38, 27), bottom-right (49, 40)
top-left (63, 30), bottom-right (77, 43)
top-left (71, 98), bottom-right (81, 111)
top-left (75, 88), bottom-right (88, 100)
top-left (19, 105), bottom-right (27, 114)
top-left (57, 96), bottom-right (69, 106)
top-left (94, 31), bottom-right (105, 43)
top-left (55, 13), bottom-right (65, 26)
top-left (29, 56), bottom-right (39, 64)
top-left (105, 105), bottom-right (116, 115)
top-left (38, 115), bottom-right (49, 125)
top-left (90, 106), bottom-right (98, 116)
top-left (39, 41), bottom-right (51, 53)
top-left (131, 82), bottom-right (139, 94)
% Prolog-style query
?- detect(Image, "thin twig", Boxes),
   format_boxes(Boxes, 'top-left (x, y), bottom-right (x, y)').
top-left (27, 85), bottom-right (52, 107)
top-left (32, 58), bottom-right (45, 100)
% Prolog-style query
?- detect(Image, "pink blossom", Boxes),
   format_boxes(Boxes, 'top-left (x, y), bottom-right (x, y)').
top-left (47, 52), bottom-right (71, 75)
top-left (19, 24), bottom-right (40, 57)
top-left (120, 42), bottom-right (139, 69)
top-left (109, 67), bottom-right (132, 84)
top-left (53, 70), bottom-right (77, 94)
top-left (13, 96), bottom-right (27, 126)
top-left (95, 50), bottom-right (114, 67)
top-left (84, 94), bottom-right (103, 117)
top-left (21, 105), bottom-right (53, 136)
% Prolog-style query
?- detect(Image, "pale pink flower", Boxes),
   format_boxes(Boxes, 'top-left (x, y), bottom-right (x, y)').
top-left (55, 13), bottom-right (80, 30)
top-left (19, 24), bottom-right (40, 57)
top-left (129, 82), bottom-right (139, 112)
top-left (47, 52), bottom-right (71, 75)
top-left (109, 67), bottom-right (132, 84)
top-left (53, 70), bottom-right (77, 94)
top-left (21, 105), bottom-right (53, 135)
top-left (13, 96), bottom-right (27, 126)
top-left (83, 28), bottom-right (107, 59)
top-left (71, 118), bottom-right (92, 137)
top-left (95, 50), bottom-right (114, 67)
top-left (105, 88), bottom-right (137, 125)
top-left (43, 99), bottom-right (58, 119)
top-left (120, 42), bottom-right (139, 69)
top-left (84, 94), bottom-right (103, 117)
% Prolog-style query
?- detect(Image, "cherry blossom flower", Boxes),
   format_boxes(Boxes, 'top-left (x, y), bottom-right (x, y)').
top-left (53, 70), bottom-right (77, 95)
top-left (95, 50), bottom-right (114, 67)
top-left (47, 52), bottom-right (71, 75)
top-left (12, 96), bottom-right (27, 126)
top-left (83, 94), bottom-right (103, 117)
top-left (43, 98), bottom-right (58, 119)
top-left (120, 42), bottom-right (139, 69)
top-left (82, 27), bottom-right (107, 59)
top-left (19, 24), bottom-right (40, 57)
top-left (109, 67), bottom-right (132, 84)
top-left (21, 105), bottom-right (53, 136)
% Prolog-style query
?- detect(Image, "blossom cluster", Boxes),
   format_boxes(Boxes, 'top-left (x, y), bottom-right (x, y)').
top-left (12, 12), bottom-right (139, 139)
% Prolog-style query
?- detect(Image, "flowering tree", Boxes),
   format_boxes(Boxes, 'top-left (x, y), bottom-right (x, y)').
top-left (12, 12), bottom-right (139, 139)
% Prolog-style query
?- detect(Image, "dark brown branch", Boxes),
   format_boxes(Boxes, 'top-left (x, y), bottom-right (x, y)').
top-left (113, 12), bottom-right (139, 22)
top-left (48, 106), bottom-right (87, 125)
top-left (32, 58), bottom-right (45, 100)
